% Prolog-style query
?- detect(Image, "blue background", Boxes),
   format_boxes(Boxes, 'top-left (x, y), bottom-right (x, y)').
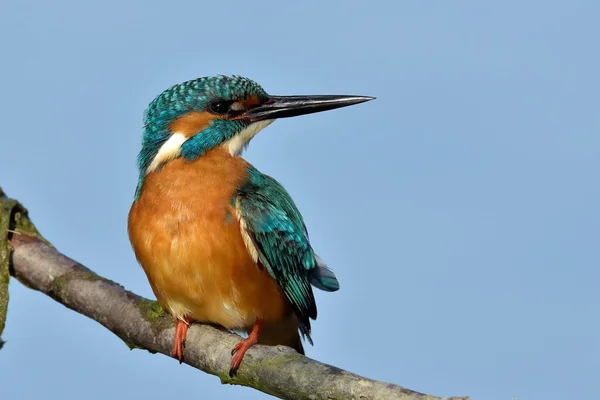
top-left (1, 1), bottom-right (598, 399)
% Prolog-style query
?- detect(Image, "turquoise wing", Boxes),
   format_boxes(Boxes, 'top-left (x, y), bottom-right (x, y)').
top-left (235, 167), bottom-right (339, 339)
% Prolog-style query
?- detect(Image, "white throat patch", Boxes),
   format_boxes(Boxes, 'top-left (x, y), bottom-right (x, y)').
top-left (223, 120), bottom-right (274, 156)
top-left (146, 133), bottom-right (187, 174)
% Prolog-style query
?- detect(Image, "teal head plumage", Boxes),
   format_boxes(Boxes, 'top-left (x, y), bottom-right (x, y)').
top-left (138, 76), bottom-right (267, 175)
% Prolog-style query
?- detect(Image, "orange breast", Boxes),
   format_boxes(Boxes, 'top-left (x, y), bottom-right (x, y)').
top-left (128, 148), bottom-right (291, 330)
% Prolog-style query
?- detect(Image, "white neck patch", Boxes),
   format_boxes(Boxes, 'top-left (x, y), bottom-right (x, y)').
top-left (223, 119), bottom-right (274, 156)
top-left (146, 133), bottom-right (187, 174)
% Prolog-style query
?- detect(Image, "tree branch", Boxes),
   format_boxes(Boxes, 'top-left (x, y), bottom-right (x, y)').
top-left (3, 191), bottom-right (468, 400)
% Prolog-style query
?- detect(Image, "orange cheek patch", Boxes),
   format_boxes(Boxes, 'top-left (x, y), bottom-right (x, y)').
top-left (169, 111), bottom-right (216, 136)
top-left (239, 96), bottom-right (262, 109)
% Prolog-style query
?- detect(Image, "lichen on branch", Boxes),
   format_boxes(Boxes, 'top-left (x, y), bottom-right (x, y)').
top-left (0, 187), bottom-right (45, 346)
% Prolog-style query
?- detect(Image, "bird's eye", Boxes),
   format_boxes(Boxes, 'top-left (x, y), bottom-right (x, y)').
top-left (209, 100), bottom-right (232, 115)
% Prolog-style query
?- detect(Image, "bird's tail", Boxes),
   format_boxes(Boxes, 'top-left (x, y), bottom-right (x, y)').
top-left (292, 333), bottom-right (305, 355)
top-left (309, 254), bottom-right (340, 292)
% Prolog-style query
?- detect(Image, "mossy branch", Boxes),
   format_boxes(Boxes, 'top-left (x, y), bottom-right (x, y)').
top-left (2, 190), bottom-right (469, 400)
top-left (0, 187), bottom-right (46, 347)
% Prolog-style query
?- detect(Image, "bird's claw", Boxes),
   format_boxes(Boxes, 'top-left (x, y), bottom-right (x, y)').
top-left (230, 341), bottom-right (244, 356)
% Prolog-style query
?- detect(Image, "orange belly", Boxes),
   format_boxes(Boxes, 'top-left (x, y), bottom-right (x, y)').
top-left (128, 149), bottom-right (292, 332)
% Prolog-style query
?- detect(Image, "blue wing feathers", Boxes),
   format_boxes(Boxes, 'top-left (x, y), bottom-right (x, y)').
top-left (236, 167), bottom-right (339, 337)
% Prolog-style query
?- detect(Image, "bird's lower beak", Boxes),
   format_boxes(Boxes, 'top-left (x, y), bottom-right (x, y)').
top-left (241, 95), bottom-right (375, 122)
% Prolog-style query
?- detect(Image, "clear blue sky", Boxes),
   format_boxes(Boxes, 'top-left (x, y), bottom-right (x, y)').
top-left (1, 1), bottom-right (599, 399)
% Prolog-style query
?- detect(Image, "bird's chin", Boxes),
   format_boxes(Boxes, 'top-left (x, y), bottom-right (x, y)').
top-left (223, 119), bottom-right (275, 156)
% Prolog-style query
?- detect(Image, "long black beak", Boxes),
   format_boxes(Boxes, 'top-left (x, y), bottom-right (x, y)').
top-left (242, 95), bottom-right (375, 122)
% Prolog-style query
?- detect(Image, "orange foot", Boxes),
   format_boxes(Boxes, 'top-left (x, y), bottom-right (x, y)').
top-left (229, 317), bottom-right (263, 376)
top-left (172, 317), bottom-right (192, 363)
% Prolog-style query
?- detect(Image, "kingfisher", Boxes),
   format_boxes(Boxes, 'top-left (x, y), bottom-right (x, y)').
top-left (128, 75), bottom-right (373, 375)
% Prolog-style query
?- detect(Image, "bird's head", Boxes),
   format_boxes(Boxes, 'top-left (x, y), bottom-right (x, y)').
top-left (136, 75), bottom-right (373, 196)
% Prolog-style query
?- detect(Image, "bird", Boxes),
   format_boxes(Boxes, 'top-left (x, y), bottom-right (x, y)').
top-left (128, 75), bottom-right (373, 375)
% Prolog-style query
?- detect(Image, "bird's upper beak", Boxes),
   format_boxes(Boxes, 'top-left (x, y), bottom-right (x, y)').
top-left (241, 95), bottom-right (375, 122)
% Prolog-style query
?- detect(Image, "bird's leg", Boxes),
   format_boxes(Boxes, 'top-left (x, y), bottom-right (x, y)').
top-left (229, 317), bottom-right (264, 376)
top-left (172, 316), bottom-right (192, 362)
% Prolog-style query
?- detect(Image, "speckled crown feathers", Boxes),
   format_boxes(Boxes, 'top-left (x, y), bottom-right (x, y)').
top-left (144, 75), bottom-right (268, 132)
